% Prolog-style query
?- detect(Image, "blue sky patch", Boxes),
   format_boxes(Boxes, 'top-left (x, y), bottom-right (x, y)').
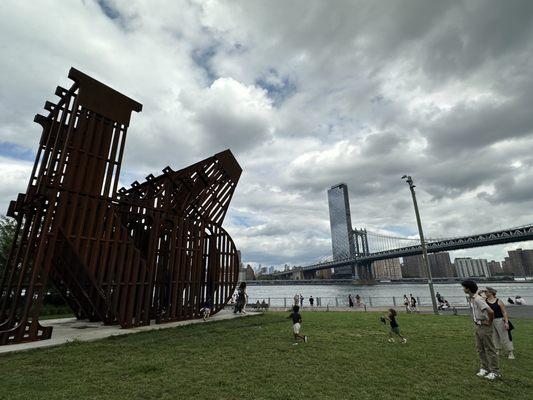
top-left (0, 142), bottom-right (35, 161)
top-left (192, 45), bottom-right (219, 85)
top-left (255, 69), bottom-right (297, 107)
top-left (229, 212), bottom-right (254, 228)
top-left (97, 0), bottom-right (120, 20)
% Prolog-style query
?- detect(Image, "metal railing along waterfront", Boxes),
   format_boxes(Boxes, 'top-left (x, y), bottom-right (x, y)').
top-left (245, 295), bottom-right (478, 308)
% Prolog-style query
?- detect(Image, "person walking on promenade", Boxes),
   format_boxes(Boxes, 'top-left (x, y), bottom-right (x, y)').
top-left (309, 296), bottom-right (314, 307)
top-left (409, 294), bottom-right (418, 313)
top-left (348, 294), bottom-right (354, 307)
top-left (382, 309), bottom-right (407, 343)
top-left (355, 294), bottom-right (361, 307)
top-left (300, 294), bottom-right (304, 308)
top-left (484, 287), bottom-right (515, 359)
top-left (403, 294), bottom-right (410, 313)
top-left (461, 280), bottom-right (501, 380)
top-left (233, 282), bottom-right (248, 314)
top-left (294, 293), bottom-right (300, 306)
top-left (288, 305), bottom-right (308, 345)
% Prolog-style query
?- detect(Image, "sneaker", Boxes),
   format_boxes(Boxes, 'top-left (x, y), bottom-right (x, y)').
top-left (476, 368), bottom-right (488, 377)
top-left (508, 352), bottom-right (515, 360)
top-left (484, 372), bottom-right (501, 380)
top-left (388, 338), bottom-right (395, 343)
top-left (401, 338), bottom-right (407, 344)
top-left (292, 342), bottom-right (299, 346)
top-left (304, 336), bottom-right (308, 343)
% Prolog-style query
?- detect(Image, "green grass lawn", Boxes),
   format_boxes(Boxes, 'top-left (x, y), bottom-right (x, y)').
top-left (1, 312), bottom-right (532, 400)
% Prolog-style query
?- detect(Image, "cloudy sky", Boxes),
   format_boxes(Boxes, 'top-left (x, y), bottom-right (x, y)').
top-left (1, 0), bottom-right (533, 269)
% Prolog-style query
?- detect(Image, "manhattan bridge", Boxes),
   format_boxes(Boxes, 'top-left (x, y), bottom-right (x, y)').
top-left (270, 183), bottom-right (533, 280)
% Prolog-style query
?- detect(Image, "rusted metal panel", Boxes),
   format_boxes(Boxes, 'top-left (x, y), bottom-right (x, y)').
top-left (0, 68), bottom-right (241, 345)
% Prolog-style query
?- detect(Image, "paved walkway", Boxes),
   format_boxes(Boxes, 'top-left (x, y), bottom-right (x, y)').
top-left (0, 309), bottom-right (257, 355)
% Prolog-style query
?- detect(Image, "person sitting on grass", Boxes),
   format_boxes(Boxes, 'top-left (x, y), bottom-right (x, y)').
top-left (382, 308), bottom-right (407, 344)
top-left (288, 305), bottom-right (308, 345)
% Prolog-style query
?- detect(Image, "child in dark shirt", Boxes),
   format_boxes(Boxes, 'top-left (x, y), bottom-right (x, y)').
top-left (383, 308), bottom-right (407, 343)
top-left (200, 298), bottom-right (212, 321)
top-left (288, 305), bottom-right (308, 344)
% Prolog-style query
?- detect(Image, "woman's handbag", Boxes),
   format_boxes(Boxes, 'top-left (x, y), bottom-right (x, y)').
top-left (507, 320), bottom-right (514, 341)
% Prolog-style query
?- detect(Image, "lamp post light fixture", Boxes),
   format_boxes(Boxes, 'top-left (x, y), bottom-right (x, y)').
top-left (401, 175), bottom-right (439, 315)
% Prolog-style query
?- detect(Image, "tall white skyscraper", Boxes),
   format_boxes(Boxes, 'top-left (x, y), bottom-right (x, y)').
top-left (327, 183), bottom-right (355, 277)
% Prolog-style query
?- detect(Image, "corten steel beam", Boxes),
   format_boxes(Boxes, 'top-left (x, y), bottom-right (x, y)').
top-left (0, 68), bottom-right (242, 345)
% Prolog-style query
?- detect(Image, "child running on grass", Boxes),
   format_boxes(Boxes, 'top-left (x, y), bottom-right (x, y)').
top-left (288, 305), bottom-right (308, 345)
top-left (383, 308), bottom-right (407, 343)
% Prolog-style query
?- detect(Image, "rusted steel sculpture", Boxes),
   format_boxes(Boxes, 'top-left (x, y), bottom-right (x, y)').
top-left (0, 68), bottom-right (241, 345)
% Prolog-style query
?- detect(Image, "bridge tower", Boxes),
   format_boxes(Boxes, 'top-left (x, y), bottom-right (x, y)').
top-left (352, 228), bottom-right (373, 281)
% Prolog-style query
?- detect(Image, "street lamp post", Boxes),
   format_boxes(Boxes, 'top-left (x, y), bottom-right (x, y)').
top-left (401, 175), bottom-right (439, 315)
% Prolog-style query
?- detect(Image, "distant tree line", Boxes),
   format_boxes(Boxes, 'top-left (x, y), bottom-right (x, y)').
top-left (0, 215), bottom-right (17, 280)
top-left (0, 215), bottom-right (70, 315)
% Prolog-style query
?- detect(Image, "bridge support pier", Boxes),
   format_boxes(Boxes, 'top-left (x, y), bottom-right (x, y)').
top-left (354, 261), bottom-right (374, 283)
top-left (292, 269), bottom-right (304, 280)
top-left (303, 270), bottom-right (316, 280)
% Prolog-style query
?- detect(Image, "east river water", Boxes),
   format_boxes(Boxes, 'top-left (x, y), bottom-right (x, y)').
top-left (246, 282), bottom-right (533, 307)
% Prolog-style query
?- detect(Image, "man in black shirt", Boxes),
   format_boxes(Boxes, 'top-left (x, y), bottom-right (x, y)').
top-left (288, 305), bottom-right (308, 344)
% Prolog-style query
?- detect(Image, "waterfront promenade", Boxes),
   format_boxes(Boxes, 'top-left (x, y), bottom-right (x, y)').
top-left (264, 304), bottom-right (533, 318)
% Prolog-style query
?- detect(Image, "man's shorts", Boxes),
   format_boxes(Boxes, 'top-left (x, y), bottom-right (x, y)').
top-left (391, 327), bottom-right (400, 335)
top-left (293, 323), bottom-right (301, 334)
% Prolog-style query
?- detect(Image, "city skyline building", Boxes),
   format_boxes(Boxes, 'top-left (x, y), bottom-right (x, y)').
top-left (506, 248), bottom-right (533, 277)
top-left (487, 260), bottom-right (503, 276)
top-left (429, 252), bottom-right (455, 277)
top-left (371, 258), bottom-right (402, 280)
top-left (327, 183), bottom-right (355, 278)
top-left (315, 268), bottom-right (333, 279)
top-left (402, 254), bottom-right (427, 278)
top-left (454, 257), bottom-right (491, 278)
top-left (402, 252), bottom-right (454, 278)
top-left (237, 251), bottom-right (246, 282)
top-left (245, 265), bottom-right (256, 281)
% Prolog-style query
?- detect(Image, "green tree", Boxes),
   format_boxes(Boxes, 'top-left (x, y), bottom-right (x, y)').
top-left (0, 215), bottom-right (17, 279)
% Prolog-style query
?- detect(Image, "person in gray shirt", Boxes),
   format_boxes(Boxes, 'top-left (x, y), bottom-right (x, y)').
top-left (461, 280), bottom-right (501, 380)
